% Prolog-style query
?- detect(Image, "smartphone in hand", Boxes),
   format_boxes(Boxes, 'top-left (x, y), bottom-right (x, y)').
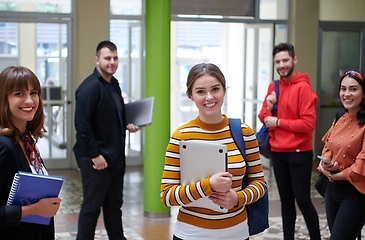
top-left (317, 155), bottom-right (332, 165)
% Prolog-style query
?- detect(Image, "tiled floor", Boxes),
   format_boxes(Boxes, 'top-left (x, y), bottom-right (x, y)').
top-left (49, 164), bottom-right (364, 240)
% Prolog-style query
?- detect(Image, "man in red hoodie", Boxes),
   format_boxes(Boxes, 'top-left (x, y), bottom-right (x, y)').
top-left (258, 43), bottom-right (321, 240)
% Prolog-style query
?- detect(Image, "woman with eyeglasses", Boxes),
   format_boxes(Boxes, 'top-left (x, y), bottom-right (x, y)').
top-left (318, 70), bottom-right (365, 239)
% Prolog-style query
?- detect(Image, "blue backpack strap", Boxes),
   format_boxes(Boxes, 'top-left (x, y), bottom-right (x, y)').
top-left (272, 80), bottom-right (280, 116)
top-left (274, 79), bottom-right (280, 97)
top-left (230, 120), bottom-right (269, 235)
top-left (229, 118), bottom-right (246, 160)
top-left (229, 118), bottom-right (248, 182)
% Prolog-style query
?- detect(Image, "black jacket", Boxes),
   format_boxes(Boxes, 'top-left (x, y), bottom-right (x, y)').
top-left (0, 135), bottom-right (55, 239)
top-left (73, 68), bottom-right (127, 168)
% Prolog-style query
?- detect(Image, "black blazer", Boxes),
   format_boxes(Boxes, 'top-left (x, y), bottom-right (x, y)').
top-left (0, 135), bottom-right (55, 239)
top-left (73, 68), bottom-right (127, 168)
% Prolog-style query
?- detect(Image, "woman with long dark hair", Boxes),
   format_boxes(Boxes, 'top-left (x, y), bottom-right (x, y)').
top-left (318, 70), bottom-right (365, 239)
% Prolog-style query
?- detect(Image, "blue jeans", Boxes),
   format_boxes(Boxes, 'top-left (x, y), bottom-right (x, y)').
top-left (76, 159), bottom-right (126, 240)
top-left (325, 179), bottom-right (365, 240)
top-left (271, 151), bottom-right (321, 240)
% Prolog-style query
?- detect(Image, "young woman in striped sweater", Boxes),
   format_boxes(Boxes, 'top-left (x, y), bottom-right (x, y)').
top-left (160, 63), bottom-right (267, 240)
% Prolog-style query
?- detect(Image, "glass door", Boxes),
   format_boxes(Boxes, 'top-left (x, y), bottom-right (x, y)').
top-left (37, 22), bottom-right (71, 169)
top-left (315, 24), bottom-right (365, 154)
top-left (243, 23), bottom-right (274, 168)
top-left (243, 24), bottom-right (274, 132)
top-left (0, 21), bottom-right (72, 169)
top-left (111, 20), bottom-right (143, 166)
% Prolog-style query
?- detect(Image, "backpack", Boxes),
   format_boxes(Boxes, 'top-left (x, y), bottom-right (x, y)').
top-left (229, 118), bottom-right (269, 236)
top-left (256, 80), bottom-right (280, 159)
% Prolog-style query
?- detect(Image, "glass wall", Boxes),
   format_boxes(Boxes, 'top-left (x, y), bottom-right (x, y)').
top-left (171, 0), bottom-right (288, 133)
top-left (0, 22), bottom-right (70, 164)
top-left (316, 29), bottom-right (363, 152)
top-left (110, 5), bottom-right (143, 165)
top-left (171, 22), bottom-right (288, 133)
top-left (171, 21), bottom-right (228, 131)
top-left (110, 0), bottom-right (142, 15)
top-left (0, 0), bottom-right (72, 169)
top-left (260, 0), bottom-right (288, 20)
top-left (0, 22), bottom-right (18, 70)
top-left (0, 0), bottom-right (71, 13)
top-left (0, 22), bottom-right (17, 56)
top-left (36, 22), bottom-right (69, 162)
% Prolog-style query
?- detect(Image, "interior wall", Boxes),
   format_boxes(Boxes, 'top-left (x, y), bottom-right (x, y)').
top-left (18, 3), bottom-right (36, 72)
top-left (320, 0), bottom-right (365, 21)
top-left (70, 0), bottom-right (109, 167)
top-left (288, 0), bottom-right (319, 91)
top-left (19, 23), bottom-right (36, 72)
top-left (75, 0), bottom-right (109, 88)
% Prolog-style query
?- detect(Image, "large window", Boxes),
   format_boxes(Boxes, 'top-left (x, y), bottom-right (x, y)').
top-left (316, 28), bottom-right (364, 153)
top-left (260, 0), bottom-right (288, 20)
top-left (172, 21), bottom-right (232, 131)
top-left (171, 1), bottom-right (288, 134)
top-left (0, 0), bottom-right (72, 169)
top-left (36, 23), bottom-right (69, 163)
top-left (0, 22), bottom-right (17, 56)
top-left (0, 0), bottom-right (71, 13)
top-left (110, 4), bottom-right (143, 166)
top-left (110, 0), bottom-right (142, 15)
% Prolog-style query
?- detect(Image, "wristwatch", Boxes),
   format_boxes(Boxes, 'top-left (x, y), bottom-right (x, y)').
top-left (328, 173), bottom-right (334, 182)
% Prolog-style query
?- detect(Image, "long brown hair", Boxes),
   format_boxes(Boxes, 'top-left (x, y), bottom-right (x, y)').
top-left (0, 66), bottom-right (46, 141)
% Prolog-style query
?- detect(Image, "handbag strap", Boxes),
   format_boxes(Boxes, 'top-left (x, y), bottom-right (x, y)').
top-left (229, 118), bottom-right (248, 183)
top-left (272, 80), bottom-right (280, 116)
top-left (335, 108), bottom-right (346, 123)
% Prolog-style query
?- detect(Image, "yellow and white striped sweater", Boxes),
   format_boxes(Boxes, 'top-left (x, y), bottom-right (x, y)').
top-left (160, 116), bottom-right (267, 230)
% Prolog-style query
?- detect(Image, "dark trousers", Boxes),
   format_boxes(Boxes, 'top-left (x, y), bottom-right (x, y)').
top-left (76, 159), bottom-right (126, 240)
top-left (271, 151), bottom-right (321, 240)
top-left (325, 180), bottom-right (365, 240)
top-left (173, 235), bottom-right (249, 240)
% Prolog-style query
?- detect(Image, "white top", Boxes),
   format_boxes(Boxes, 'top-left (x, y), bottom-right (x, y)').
top-left (30, 164), bottom-right (48, 175)
top-left (174, 219), bottom-right (249, 240)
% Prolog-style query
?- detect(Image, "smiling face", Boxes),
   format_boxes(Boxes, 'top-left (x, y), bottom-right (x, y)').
top-left (95, 47), bottom-right (119, 82)
top-left (8, 83), bottom-right (39, 132)
top-left (273, 50), bottom-right (297, 81)
top-left (189, 74), bottom-right (225, 123)
top-left (340, 76), bottom-right (364, 116)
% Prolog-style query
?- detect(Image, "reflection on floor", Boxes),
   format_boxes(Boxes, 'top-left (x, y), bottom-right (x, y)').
top-left (50, 165), bottom-right (364, 240)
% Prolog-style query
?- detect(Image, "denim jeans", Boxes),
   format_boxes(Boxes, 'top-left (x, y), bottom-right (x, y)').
top-left (271, 151), bottom-right (321, 240)
top-left (325, 179), bottom-right (365, 240)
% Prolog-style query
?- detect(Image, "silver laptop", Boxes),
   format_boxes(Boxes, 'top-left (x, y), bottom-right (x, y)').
top-left (179, 140), bottom-right (228, 212)
top-left (125, 97), bottom-right (154, 127)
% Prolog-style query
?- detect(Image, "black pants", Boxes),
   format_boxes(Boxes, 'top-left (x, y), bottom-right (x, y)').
top-left (325, 180), bottom-right (365, 240)
top-left (271, 151), bottom-right (321, 240)
top-left (173, 235), bottom-right (249, 240)
top-left (77, 159), bottom-right (126, 240)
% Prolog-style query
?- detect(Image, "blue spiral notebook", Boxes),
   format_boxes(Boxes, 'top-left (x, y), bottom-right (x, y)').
top-left (7, 171), bottom-right (64, 225)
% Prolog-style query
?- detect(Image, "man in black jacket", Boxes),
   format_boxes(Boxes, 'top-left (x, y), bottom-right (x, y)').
top-left (73, 40), bottom-right (140, 240)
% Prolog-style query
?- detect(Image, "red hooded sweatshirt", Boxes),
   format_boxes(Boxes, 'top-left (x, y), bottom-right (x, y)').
top-left (258, 72), bottom-right (318, 152)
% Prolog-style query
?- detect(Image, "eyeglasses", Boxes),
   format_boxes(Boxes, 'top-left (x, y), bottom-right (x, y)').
top-left (342, 70), bottom-right (364, 81)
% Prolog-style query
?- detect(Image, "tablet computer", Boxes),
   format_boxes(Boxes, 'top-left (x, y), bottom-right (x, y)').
top-left (125, 97), bottom-right (154, 127)
top-left (179, 140), bottom-right (228, 212)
